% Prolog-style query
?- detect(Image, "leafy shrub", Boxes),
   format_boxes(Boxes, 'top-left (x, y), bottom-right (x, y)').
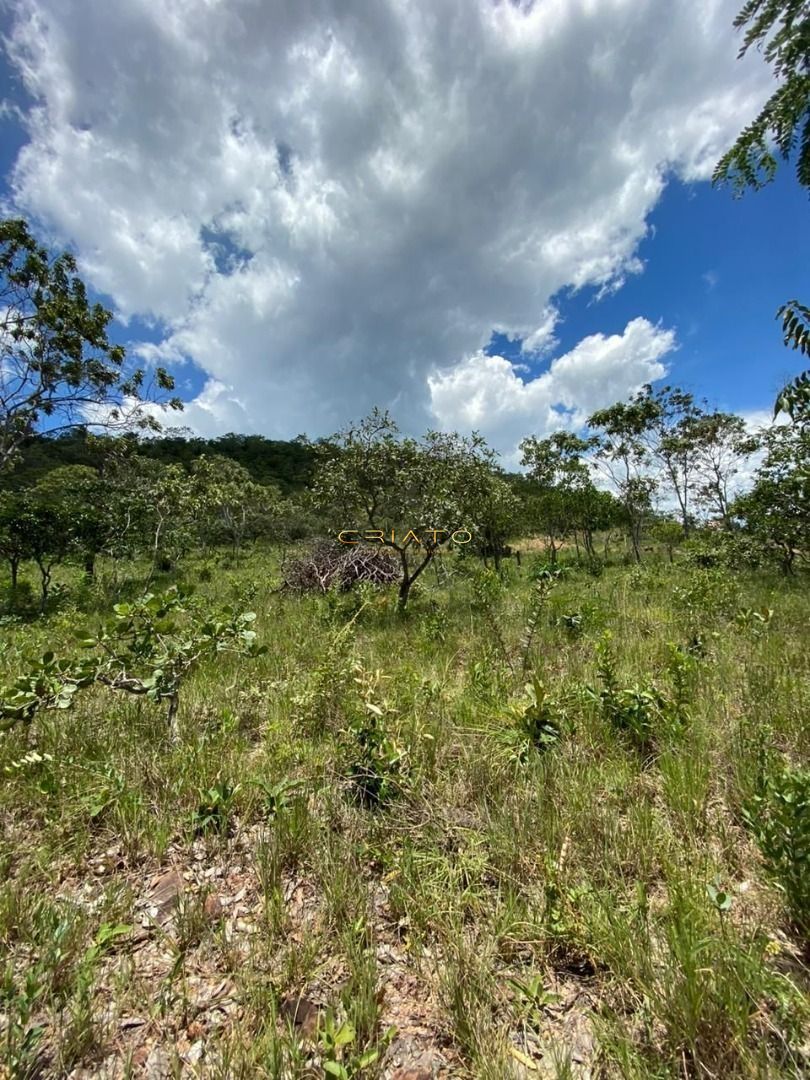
top-left (681, 531), bottom-right (763, 571)
top-left (510, 675), bottom-right (566, 758)
top-left (590, 633), bottom-right (690, 754)
top-left (341, 662), bottom-right (406, 807)
top-left (421, 599), bottom-right (447, 644)
top-left (551, 597), bottom-right (607, 639)
top-left (192, 779), bottom-right (239, 835)
top-left (672, 568), bottom-right (739, 620)
top-left (519, 568), bottom-right (560, 675)
top-left (0, 587), bottom-right (265, 738)
top-left (743, 761), bottom-right (810, 936)
top-left (733, 606), bottom-right (774, 637)
top-left (527, 557), bottom-right (566, 581)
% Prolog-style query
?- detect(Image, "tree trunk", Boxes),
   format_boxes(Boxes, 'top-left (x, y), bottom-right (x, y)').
top-left (168, 694), bottom-right (180, 742)
top-left (398, 575), bottom-right (413, 608)
top-left (397, 548), bottom-right (433, 609)
top-left (37, 561), bottom-right (51, 614)
top-left (630, 521), bottom-right (642, 563)
top-left (84, 553), bottom-right (95, 578)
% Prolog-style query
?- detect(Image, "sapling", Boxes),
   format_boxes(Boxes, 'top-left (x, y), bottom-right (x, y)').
top-left (81, 586), bottom-right (266, 740)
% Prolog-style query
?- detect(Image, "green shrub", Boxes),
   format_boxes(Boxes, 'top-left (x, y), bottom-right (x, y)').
top-left (744, 762), bottom-right (810, 936)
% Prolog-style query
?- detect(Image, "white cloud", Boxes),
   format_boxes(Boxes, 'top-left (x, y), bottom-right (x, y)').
top-left (4, 0), bottom-right (772, 445)
top-left (428, 316), bottom-right (674, 461)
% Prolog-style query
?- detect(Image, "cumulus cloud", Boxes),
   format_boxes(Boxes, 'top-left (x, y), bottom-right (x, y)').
top-left (3, 0), bottom-right (771, 445)
top-left (429, 316), bottom-right (675, 461)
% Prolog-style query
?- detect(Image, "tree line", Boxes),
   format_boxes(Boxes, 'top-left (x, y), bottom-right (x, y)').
top-left (1, 390), bottom-right (808, 613)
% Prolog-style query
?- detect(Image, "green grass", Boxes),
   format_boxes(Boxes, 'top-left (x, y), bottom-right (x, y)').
top-left (0, 547), bottom-right (808, 1077)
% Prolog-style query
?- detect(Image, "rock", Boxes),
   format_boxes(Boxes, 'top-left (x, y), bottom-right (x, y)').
top-left (204, 893), bottom-right (224, 921)
top-left (279, 995), bottom-right (320, 1038)
top-left (149, 869), bottom-right (184, 921)
top-left (144, 1045), bottom-right (172, 1079)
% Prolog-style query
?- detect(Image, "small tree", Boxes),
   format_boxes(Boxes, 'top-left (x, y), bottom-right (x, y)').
top-left (639, 385), bottom-right (705, 537)
top-left (690, 411), bottom-right (759, 528)
top-left (588, 399), bottom-right (658, 561)
top-left (476, 475), bottom-right (521, 571)
top-left (4, 490), bottom-right (73, 612)
top-left (30, 464), bottom-right (108, 577)
top-left (0, 491), bottom-right (30, 600)
top-left (520, 432), bottom-right (596, 561)
top-left (95, 449), bottom-right (197, 573)
top-left (191, 454), bottom-right (281, 557)
top-left (313, 409), bottom-right (498, 608)
top-left (0, 218), bottom-right (182, 471)
top-left (733, 418), bottom-right (809, 574)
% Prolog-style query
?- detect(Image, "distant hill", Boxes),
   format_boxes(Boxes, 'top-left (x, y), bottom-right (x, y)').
top-left (3, 429), bottom-right (320, 494)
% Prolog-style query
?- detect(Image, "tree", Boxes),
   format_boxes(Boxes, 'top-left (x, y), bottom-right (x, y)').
top-left (191, 455), bottom-right (282, 557)
top-left (475, 475), bottom-right (521, 571)
top-left (0, 485), bottom-right (73, 612)
top-left (31, 464), bottom-right (108, 577)
top-left (520, 431), bottom-right (596, 561)
top-left (313, 408), bottom-right (498, 608)
top-left (638, 385), bottom-right (705, 537)
top-left (689, 411), bottom-right (759, 527)
top-left (587, 399), bottom-right (659, 561)
top-left (733, 416), bottom-right (810, 573)
top-left (651, 517), bottom-right (686, 563)
top-left (570, 484), bottom-right (623, 559)
top-left (0, 491), bottom-right (30, 599)
top-left (0, 217), bottom-right (182, 471)
top-left (712, 1), bottom-right (810, 418)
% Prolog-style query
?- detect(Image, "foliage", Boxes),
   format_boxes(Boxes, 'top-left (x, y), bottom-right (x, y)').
top-left (588, 395), bottom-right (659, 561)
top-left (510, 675), bottom-right (566, 757)
top-left (590, 633), bottom-right (691, 754)
top-left (0, 586), bottom-right (265, 737)
top-left (0, 650), bottom-right (95, 732)
top-left (712, 1), bottom-right (810, 193)
top-left (519, 568), bottom-right (559, 675)
top-left (192, 779), bottom-right (240, 836)
top-left (342, 662), bottom-right (406, 807)
top-left (744, 760), bottom-right (810, 935)
top-left (733, 419), bottom-right (810, 573)
top-left (0, 217), bottom-right (181, 471)
top-left (83, 586), bottom-right (266, 735)
top-left (312, 408), bottom-right (500, 607)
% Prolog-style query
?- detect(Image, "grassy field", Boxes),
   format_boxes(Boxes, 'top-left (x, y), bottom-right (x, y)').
top-left (1, 547), bottom-right (808, 1078)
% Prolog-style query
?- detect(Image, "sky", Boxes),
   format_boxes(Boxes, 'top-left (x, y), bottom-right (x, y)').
top-left (1, 0), bottom-right (808, 466)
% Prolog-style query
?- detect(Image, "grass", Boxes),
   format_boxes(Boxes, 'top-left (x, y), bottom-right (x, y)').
top-left (0, 545), bottom-right (808, 1077)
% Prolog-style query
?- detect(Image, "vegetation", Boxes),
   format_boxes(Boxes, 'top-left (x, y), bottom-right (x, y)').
top-left (0, 334), bottom-right (808, 1076)
top-left (0, 0), bottom-right (808, 1063)
top-left (0, 219), bottom-right (181, 471)
top-left (0, 524), bottom-right (808, 1076)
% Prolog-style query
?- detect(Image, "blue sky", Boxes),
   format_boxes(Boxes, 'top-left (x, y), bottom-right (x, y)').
top-left (1, 0), bottom-right (808, 458)
top-left (487, 171), bottom-right (809, 416)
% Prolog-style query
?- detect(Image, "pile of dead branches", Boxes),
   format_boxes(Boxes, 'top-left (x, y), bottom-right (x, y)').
top-left (281, 540), bottom-right (400, 593)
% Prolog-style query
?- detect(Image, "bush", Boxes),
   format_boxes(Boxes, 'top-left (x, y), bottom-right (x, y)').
top-left (743, 761), bottom-right (810, 936)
